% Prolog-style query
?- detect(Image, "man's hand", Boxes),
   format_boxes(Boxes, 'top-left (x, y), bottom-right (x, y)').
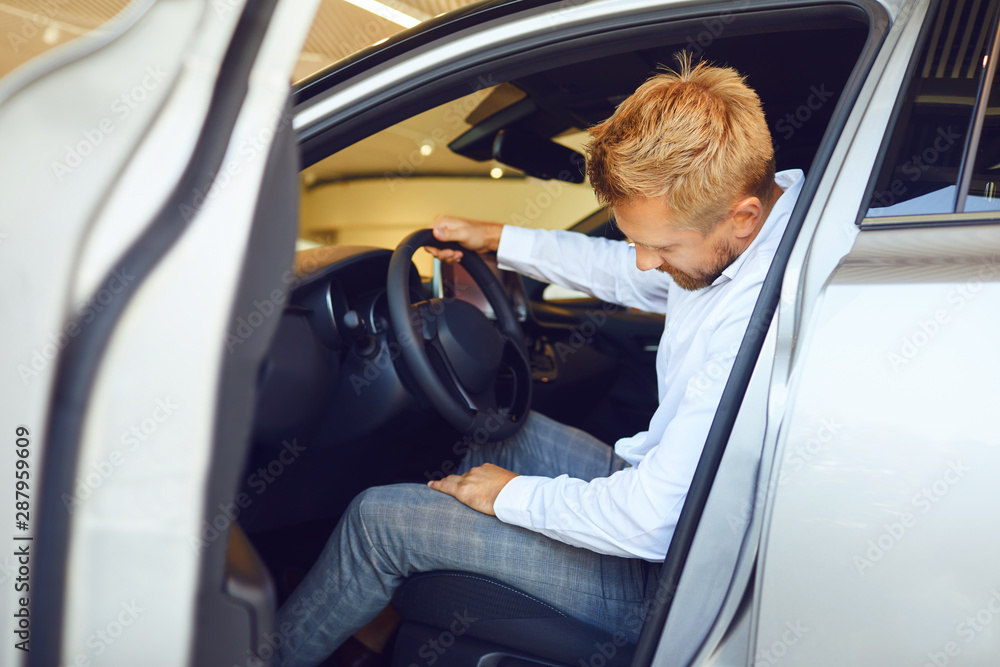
top-left (427, 216), bottom-right (504, 264)
top-left (427, 463), bottom-right (518, 516)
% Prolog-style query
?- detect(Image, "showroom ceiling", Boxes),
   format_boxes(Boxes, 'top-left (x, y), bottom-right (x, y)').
top-left (0, 0), bottom-right (481, 82)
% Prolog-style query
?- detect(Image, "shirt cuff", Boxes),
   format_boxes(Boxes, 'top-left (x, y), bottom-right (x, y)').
top-left (496, 225), bottom-right (538, 272)
top-left (493, 474), bottom-right (543, 527)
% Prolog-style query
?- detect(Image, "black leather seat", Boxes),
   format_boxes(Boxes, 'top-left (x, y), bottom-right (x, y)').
top-left (391, 571), bottom-right (635, 667)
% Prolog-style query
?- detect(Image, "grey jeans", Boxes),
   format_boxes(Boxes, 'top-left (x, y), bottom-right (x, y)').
top-left (273, 412), bottom-right (662, 667)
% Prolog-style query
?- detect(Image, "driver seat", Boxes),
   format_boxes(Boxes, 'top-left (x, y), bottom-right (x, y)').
top-left (391, 571), bottom-right (635, 667)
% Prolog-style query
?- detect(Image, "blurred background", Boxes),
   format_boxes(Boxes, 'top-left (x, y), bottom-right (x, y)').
top-left (3, 0), bottom-right (600, 276)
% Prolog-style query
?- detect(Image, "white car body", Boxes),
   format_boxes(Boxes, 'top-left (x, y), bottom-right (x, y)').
top-left (2, 0), bottom-right (998, 665)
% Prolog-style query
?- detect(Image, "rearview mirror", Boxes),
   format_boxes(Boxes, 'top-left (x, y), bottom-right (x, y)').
top-left (492, 129), bottom-right (586, 183)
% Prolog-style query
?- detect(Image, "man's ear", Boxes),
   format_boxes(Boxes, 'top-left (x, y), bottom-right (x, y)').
top-left (728, 196), bottom-right (763, 239)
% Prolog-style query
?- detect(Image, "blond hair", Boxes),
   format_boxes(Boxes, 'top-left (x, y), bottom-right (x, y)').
top-left (585, 54), bottom-right (775, 234)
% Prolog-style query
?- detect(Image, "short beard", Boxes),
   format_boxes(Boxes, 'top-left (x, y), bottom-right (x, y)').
top-left (657, 235), bottom-right (743, 291)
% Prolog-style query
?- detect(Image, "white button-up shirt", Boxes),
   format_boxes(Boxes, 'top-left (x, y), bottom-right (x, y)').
top-left (492, 169), bottom-right (804, 561)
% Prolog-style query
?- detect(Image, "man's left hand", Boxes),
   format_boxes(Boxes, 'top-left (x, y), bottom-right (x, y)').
top-left (427, 463), bottom-right (518, 516)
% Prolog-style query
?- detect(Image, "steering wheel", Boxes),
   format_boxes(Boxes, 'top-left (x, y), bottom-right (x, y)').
top-left (387, 229), bottom-right (531, 442)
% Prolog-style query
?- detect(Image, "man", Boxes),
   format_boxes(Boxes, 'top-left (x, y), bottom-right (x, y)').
top-left (275, 57), bottom-right (804, 667)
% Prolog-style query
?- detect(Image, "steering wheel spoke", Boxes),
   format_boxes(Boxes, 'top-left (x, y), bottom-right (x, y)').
top-left (411, 300), bottom-right (439, 341)
top-left (424, 336), bottom-right (477, 412)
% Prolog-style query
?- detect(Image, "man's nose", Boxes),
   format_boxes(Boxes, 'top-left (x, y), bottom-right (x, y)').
top-left (634, 245), bottom-right (663, 271)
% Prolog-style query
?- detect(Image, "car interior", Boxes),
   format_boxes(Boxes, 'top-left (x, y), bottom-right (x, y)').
top-left (222, 4), bottom-right (873, 666)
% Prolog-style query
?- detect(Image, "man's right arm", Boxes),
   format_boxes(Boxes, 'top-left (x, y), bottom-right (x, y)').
top-left (430, 216), bottom-right (671, 314)
top-left (429, 216), bottom-right (504, 261)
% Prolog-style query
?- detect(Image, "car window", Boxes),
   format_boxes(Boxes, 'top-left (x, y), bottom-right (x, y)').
top-left (298, 85), bottom-right (601, 276)
top-left (863, 0), bottom-right (1000, 218)
top-left (0, 0), bottom-right (132, 80)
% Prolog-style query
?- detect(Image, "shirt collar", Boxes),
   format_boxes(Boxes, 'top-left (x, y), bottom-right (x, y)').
top-left (712, 169), bottom-right (805, 286)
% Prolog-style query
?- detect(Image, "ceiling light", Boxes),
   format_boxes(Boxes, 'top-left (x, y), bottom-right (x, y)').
top-left (343, 0), bottom-right (421, 28)
top-left (490, 167), bottom-right (503, 179)
top-left (420, 143), bottom-right (433, 156)
top-left (42, 25), bottom-right (60, 45)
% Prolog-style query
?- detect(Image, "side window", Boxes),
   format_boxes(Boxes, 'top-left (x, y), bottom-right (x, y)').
top-left (864, 0), bottom-right (1000, 218)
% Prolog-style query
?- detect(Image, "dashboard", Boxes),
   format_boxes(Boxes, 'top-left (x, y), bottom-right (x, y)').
top-left (250, 245), bottom-right (529, 449)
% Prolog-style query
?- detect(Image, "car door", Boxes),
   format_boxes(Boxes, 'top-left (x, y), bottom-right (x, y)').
top-left (752, 0), bottom-right (1000, 664)
top-left (0, 1), bottom-right (318, 665)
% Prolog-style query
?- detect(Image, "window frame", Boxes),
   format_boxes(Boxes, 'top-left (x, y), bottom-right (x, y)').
top-left (858, 0), bottom-right (1000, 228)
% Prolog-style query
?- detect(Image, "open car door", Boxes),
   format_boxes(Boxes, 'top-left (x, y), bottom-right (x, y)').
top-left (0, 0), bottom-right (318, 664)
